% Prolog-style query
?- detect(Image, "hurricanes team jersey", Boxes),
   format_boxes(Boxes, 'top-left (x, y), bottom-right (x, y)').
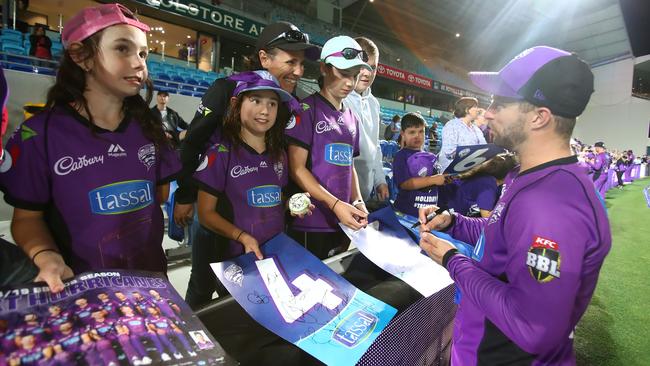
top-left (393, 148), bottom-right (439, 217)
top-left (439, 175), bottom-right (498, 217)
top-left (285, 93), bottom-right (360, 232)
top-left (444, 156), bottom-right (611, 365)
top-left (0, 105), bottom-right (181, 273)
top-left (117, 315), bottom-right (147, 334)
top-left (193, 135), bottom-right (289, 257)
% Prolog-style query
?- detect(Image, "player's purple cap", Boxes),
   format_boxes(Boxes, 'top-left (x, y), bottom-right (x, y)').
top-left (407, 152), bottom-right (438, 178)
top-left (469, 46), bottom-right (594, 118)
top-left (62, 4), bottom-right (150, 48)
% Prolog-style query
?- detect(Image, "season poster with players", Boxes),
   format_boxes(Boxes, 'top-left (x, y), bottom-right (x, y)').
top-left (0, 270), bottom-right (236, 366)
top-left (211, 233), bottom-right (397, 366)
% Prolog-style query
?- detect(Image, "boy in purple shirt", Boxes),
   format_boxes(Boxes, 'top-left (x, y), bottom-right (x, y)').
top-left (392, 113), bottom-right (446, 217)
top-left (286, 36), bottom-right (371, 258)
top-left (0, 4), bottom-right (180, 294)
top-left (419, 46), bottom-right (611, 365)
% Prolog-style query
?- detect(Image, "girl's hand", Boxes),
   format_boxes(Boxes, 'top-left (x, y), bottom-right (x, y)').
top-left (238, 232), bottom-right (263, 260)
top-left (289, 192), bottom-right (315, 219)
top-left (33, 251), bottom-right (74, 293)
top-left (332, 201), bottom-right (368, 230)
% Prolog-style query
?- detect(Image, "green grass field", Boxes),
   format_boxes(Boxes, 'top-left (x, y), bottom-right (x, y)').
top-left (575, 178), bottom-right (650, 366)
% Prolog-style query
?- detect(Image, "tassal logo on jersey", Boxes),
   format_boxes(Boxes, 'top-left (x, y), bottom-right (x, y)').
top-left (332, 310), bottom-right (378, 348)
top-left (246, 185), bottom-right (281, 207)
top-left (526, 235), bottom-right (561, 282)
top-left (324, 143), bottom-right (353, 166)
top-left (88, 180), bottom-right (153, 215)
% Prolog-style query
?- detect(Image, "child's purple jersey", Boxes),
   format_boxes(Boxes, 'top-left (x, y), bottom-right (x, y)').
top-left (440, 175), bottom-right (498, 217)
top-left (193, 137), bottom-right (288, 256)
top-left (393, 148), bottom-right (439, 216)
top-left (285, 94), bottom-right (360, 232)
top-left (443, 156), bottom-right (611, 365)
top-left (0, 106), bottom-right (181, 273)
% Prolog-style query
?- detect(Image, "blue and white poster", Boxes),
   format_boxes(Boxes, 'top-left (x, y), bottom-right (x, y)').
top-left (444, 144), bottom-right (507, 175)
top-left (210, 233), bottom-right (397, 366)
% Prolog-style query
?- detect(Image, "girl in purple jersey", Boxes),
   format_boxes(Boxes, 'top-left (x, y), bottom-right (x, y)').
top-left (0, 4), bottom-right (180, 293)
top-left (193, 71), bottom-right (313, 261)
top-left (286, 36), bottom-right (371, 259)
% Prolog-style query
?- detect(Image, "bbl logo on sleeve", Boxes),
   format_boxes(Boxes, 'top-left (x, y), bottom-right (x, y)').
top-left (332, 310), bottom-right (378, 348)
top-left (526, 236), bottom-right (561, 283)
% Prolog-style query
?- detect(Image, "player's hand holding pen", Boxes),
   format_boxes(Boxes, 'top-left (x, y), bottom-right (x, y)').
top-left (416, 206), bottom-right (454, 233)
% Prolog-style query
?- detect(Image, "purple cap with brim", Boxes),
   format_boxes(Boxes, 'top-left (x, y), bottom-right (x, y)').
top-left (469, 46), bottom-right (594, 118)
top-left (229, 70), bottom-right (301, 113)
top-left (407, 152), bottom-right (438, 178)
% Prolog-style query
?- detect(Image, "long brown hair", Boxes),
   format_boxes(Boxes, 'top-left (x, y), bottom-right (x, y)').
top-left (45, 31), bottom-right (168, 147)
top-left (221, 92), bottom-right (288, 162)
top-left (457, 153), bottom-right (518, 181)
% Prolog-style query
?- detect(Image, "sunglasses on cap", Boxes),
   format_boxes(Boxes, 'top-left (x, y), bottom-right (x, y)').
top-left (325, 48), bottom-right (369, 63)
top-left (266, 30), bottom-right (309, 47)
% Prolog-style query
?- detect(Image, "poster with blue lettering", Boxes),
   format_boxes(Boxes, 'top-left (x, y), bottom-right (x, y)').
top-left (340, 207), bottom-right (454, 297)
top-left (210, 233), bottom-right (397, 366)
top-left (444, 143), bottom-right (507, 175)
top-left (0, 270), bottom-right (235, 366)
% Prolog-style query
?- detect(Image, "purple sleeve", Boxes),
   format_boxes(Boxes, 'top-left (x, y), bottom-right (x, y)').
top-left (0, 120), bottom-right (51, 209)
top-left (156, 144), bottom-right (181, 184)
top-left (474, 177), bottom-right (498, 210)
top-left (447, 214), bottom-right (487, 245)
top-left (192, 145), bottom-right (227, 195)
top-left (392, 150), bottom-right (411, 186)
top-left (446, 187), bottom-right (591, 355)
top-left (284, 107), bottom-right (313, 149)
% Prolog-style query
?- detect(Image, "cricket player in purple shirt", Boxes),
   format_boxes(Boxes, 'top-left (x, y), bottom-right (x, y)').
top-left (130, 291), bottom-right (154, 317)
top-left (148, 290), bottom-right (182, 323)
top-left (392, 113), bottom-right (446, 217)
top-left (419, 46), bottom-right (611, 365)
top-left (96, 293), bottom-right (120, 320)
top-left (55, 321), bottom-right (83, 355)
top-left (45, 306), bottom-right (73, 338)
top-left (74, 298), bottom-right (103, 327)
top-left (588, 141), bottom-right (609, 198)
top-left (286, 36), bottom-right (371, 259)
top-left (8, 334), bottom-right (49, 365)
top-left (115, 306), bottom-right (158, 365)
top-left (145, 307), bottom-right (196, 360)
top-left (87, 311), bottom-right (119, 366)
top-left (0, 4), bottom-right (181, 294)
top-left (1, 318), bottom-right (19, 355)
top-left (16, 313), bottom-right (50, 347)
top-left (193, 70), bottom-right (306, 260)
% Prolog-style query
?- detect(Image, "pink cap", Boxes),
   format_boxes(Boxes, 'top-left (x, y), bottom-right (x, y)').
top-left (62, 4), bottom-right (150, 48)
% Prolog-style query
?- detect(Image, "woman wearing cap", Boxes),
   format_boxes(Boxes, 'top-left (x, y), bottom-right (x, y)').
top-left (180, 22), bottom-right (320, 309)
top-left (193, 71), bottom-right (312, 262)
top-left (0, 4), bottom-right (180, 292)
top-left (438, 97), bottom-right (487, 172)
top-left (285, 36), bottom-right (370, 259)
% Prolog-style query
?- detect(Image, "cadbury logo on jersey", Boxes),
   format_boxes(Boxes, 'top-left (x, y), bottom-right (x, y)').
top-left (324, 143), bottom-right (353, 166)
top-left (54, 155), bottom-right (104, 176)
top-left (526, 235), bottom-right (561, 283)
top-left (88, 180), bottom-right (153, 215)
top-left (246, 185), bottom-right (281, 208)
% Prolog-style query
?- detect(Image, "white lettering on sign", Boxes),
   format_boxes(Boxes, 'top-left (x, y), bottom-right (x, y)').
top-left (452, 148), bottom-right (489, 173)
top-left (256, 258), bottom-right (343, 324)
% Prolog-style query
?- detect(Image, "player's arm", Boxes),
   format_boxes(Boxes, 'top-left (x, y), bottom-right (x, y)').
top-left (399, 174), bottom-right (446, 190)
top-left (12, 208), bottom-right (73, 292)
top-left (446, 190), bottom-right (595, 354)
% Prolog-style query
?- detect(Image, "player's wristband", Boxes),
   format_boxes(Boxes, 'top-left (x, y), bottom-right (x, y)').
top-left (442, 248), bottom-right (459, 269)
top-left (331, 199), bottom-right (340, 210)
top-left (235, 230), bottom-right (244, 242)
top-left (31, 248), bottom-right (60, 264)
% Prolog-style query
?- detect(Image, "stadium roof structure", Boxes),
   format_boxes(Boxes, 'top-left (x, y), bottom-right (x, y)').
top-left (340, 0), bottom-right (644, 71)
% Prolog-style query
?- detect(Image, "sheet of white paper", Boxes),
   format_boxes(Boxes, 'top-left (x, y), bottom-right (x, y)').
top-left (340, 222), bottom-right (454, 297)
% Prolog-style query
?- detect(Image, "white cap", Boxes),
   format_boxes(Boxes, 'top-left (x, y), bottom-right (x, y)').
top-left (320, 36), bottom-right (372, 71)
